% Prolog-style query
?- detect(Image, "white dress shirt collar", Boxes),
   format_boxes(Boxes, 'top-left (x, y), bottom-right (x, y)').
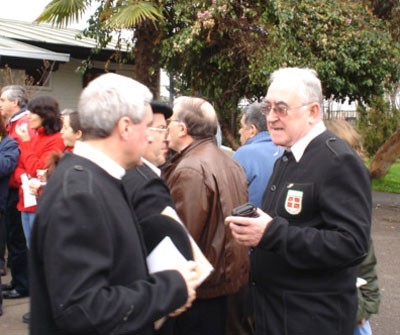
top-left (289, 121), bottom-right (326, 162)
top-left (141, 158), bottom-right (161, 177)
top-left (73, 141), bottom-right (125, 180)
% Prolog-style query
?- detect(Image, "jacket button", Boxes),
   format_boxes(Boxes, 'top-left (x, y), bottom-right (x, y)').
top-left (251, 281), bottom-right (256, 286)
top-left (282, 156), bottom-right (288, 162)
top-left (270, 185), bottom-right (276, 192)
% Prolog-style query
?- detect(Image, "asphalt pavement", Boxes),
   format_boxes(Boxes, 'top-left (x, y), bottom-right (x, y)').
top-left (1, 190), bottom-right (399, 335)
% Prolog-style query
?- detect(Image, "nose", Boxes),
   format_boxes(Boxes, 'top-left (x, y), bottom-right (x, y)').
top-left (266, 112), bottom-right (279, 122)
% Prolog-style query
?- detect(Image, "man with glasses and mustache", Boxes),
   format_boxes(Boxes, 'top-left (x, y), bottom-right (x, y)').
top-left (226, 67), bottom-right (371, 335)
top-left (123, 100), bottom-right (174, 216)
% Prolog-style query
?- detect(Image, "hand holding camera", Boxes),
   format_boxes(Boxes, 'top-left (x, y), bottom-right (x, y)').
top-left (226, 203), bottom-right (272, 247)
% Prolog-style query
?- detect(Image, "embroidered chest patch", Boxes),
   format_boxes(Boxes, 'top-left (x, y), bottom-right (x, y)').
top-left (284, 189), bottom-right (303, 215)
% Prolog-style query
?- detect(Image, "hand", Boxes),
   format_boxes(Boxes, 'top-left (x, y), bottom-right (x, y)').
top-left (169, 260), bottom-right (200, 317)
top-left (28, 178), bottom-right (41, 195)
top-left (15, 123), bottom-right (30, 142)
top-left (36, 169), bottom-right (48, 183)
top-left (225, 208), bottom-right (272, 247)
top-left (358, 318), bottom-right (367, 326)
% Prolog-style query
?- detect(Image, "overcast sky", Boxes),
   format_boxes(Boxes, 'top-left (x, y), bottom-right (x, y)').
top-left (0, 0), bottom-right (93, 28)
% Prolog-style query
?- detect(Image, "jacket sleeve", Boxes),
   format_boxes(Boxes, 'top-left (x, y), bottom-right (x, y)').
top-left (356, 239), bottom-right (381, 323)
top-left (259, 152), bottom-right (371, 270)
top-left (39, 186), bottom-right (188, 334)
top-left (0, 137), bottom-right (19, 178)
top-left (168, 167), bottom-right (210, 243)
top-left (18, 136), bottom-right (64, 178)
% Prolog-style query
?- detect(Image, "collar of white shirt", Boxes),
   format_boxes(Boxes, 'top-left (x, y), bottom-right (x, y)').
top-left (73, 141), bottom-right (125, 180)
top-left (141, 158), bottom-right (161, 177)
top-left (288, 121), bottom-right (326, 162)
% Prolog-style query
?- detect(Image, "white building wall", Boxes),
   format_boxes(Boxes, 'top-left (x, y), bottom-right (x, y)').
top-left (29, 59), bottom-right (135, 110)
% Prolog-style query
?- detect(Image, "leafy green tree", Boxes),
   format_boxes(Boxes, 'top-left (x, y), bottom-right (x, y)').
top-left (37, 1), bottom-right (399, 149)
top-left (160, 0), bottom-right (399, 146)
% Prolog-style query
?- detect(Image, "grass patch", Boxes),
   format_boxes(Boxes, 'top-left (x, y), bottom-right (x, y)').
top-left (371, 160), bottom-right (400, 194)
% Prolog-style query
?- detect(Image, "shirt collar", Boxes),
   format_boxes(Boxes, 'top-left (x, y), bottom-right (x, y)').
top-left (289, 121), bottom-right (326, 162)
top-left (141, 158), bottom-right (161, 176)
top-left (73, 141), bottom-right (125, 180)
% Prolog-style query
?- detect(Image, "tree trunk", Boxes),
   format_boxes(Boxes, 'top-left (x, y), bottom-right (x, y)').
top-left (219, 118), bottom-right (239, 151)
top-left (134, 21), bottom-right (161, 98)
top-left (369, 128), bottom-right (400, 178)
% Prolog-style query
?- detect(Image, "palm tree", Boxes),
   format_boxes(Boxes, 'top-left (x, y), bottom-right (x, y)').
top-left (36, 0), bottom-right (164, 97)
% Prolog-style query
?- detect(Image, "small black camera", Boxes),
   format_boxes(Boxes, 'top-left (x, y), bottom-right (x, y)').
top-left (231, 203), bottom-right (258, 217)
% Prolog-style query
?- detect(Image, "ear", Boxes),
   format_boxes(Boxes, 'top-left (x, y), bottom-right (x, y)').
top-left (308, 103), bottom-right (321, 124)
top-left (249, 124), bottom-right (258, 137)
top-left (177, 122), bottom-right (188, 138)
top-left (75, 130), bottom-right (83, 141)
top-left (117, 116), bottom-right (131, 140)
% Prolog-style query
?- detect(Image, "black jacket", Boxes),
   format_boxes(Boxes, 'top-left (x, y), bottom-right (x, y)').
top-left (252, 130), bottom-right (372, 335)
top-left (123, 163), bottom-right (193, 259)
top-left (29, 153), bottom-right (188, 335)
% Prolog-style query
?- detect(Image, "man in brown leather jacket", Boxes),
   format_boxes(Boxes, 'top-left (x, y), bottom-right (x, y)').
top-left (162, 96), bottom-right (250, 335)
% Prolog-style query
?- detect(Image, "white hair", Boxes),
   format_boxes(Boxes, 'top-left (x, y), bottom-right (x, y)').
top-left (78, 73), bottom-right (153, 139)
top-left (270, 67), bottom-right (323, 107)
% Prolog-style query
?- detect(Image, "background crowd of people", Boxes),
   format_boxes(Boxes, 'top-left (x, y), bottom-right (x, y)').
top-left (0, 67), bottom-right (379, 335)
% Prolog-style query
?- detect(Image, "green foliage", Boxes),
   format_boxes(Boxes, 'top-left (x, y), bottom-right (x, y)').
top-left (160, 0), bottom-right (400, 138)
top-left (357, 96), bottom-right (400, 156)
top-left (249, 0), bottom-right (400, 104)
top-left (107, 2), bottom-right (163, 29)
top-left (371, 159), bottom-right (400, 193)
top-left (35, 0), bottom-right (89, 27)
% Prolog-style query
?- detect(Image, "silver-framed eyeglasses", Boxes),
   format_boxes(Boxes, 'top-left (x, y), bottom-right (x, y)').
top-left (167, 119), bottom-right (184, 126)
top-left (148, 126), bottom-right (168, 132)
top-left (263, 102), bottom-right (314, 117)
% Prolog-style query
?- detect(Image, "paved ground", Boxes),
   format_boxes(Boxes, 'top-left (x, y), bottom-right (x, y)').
top-left (369, 191), bottom-right (400, 335)
top-left (1, 190), bottom-right (399, 335)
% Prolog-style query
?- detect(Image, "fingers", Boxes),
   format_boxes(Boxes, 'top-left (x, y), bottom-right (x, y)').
top-left (169, 263), bottom-right (199, 317)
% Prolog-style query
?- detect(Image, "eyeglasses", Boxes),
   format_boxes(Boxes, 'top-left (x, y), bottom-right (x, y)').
top-left (263, 102), bottom-right (314, 117)
top-left (167, 119), bottom-right (184, 126)
top-left (148, 126), bottom-right (168, 132)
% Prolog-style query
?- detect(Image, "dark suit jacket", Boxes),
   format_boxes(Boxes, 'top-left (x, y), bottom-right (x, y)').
top-left (252, 130), bottom-right (372, 335)
top-left (123, 164), bottom-right (193, 260)
top-left (29, 153), bottom-right (187, 335)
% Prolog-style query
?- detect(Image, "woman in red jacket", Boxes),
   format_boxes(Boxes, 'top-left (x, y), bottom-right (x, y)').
top-left (11, 96), bottom-right (65, 248)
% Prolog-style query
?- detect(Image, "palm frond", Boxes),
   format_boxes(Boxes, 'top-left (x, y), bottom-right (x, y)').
top-left (107, 2), bottom-right (163, 29)
top-left (35, 0), bottom-right (89, 27)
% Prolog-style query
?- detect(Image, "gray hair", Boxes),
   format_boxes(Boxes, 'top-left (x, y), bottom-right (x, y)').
top-left (269, 67), bottom-right (323, 107)
top-left (1, 85), bottom-right (28, 108)
top-left (242, 102), bottom-right (267, 132)
top-left (173, 96), bottom-right (218, 139)
top-left (78, 73), bottom-right (153, 140)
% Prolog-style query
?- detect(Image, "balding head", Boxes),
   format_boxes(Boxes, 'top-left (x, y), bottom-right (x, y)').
top-left (172, 96), bottom-right (218, 139)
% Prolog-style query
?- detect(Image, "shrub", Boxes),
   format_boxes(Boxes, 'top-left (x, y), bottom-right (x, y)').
top-left (357, 96), bottom-right (400, 157)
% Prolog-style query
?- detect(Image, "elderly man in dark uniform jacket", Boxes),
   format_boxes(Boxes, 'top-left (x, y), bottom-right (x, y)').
top-left (29, 74), bottom-right (200, 335)
top-left (226, 67), bottom-right (371, 335)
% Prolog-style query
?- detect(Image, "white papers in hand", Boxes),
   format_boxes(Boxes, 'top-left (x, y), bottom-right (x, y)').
top-left (146, 236), bottom-right (188, 274)
top-left (160, 206), bottom-right (214, 284)
top-left (21, 173), bottom-right (37, 207)
top-left (356, 277), bottom-right (368, 288)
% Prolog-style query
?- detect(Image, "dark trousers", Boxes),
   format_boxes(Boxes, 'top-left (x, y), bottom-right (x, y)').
top-left (173, 296), bottom-right (228, 335)
top-left (0, 212), bottom-right (3, 315)
top-left (3, 189), bottom-right (29, 295)
top-left (0, 211), bottom-right (5, 270)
